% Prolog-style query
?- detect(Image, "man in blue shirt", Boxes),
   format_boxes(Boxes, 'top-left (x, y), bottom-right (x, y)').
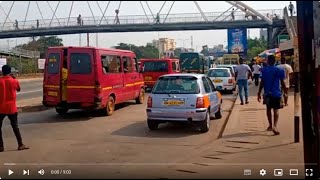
top-left (257, 55), bottom-right (287, 135)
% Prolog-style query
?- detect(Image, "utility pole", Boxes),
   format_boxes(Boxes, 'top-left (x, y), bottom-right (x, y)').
top-left (191, 35), bottom-right (193, 50)
top-left (87, 33), bottom-right (89, 47)
top-left (297, 1), bottom-right (319, 178)
top-left (96, 33), bottom-right (98, 47)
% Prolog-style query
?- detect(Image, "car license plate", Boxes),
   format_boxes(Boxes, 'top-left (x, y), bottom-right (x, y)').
top-left (163, 100), bottom-right (185, 106)
top-left (48, 91), bottom-right (58, 96)
top-left (214, 79), bottom-right (222, 83)
top-left (145, 76), bottom-right (152, 81)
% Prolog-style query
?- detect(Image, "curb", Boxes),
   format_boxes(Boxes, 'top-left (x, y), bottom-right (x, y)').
top-left (18, 104), bottom-right (51, 113)
top-left (217, 92), bottom-right (238, 139)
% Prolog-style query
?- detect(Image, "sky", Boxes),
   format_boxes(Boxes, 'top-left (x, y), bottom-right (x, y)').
top-left (0, 1), bottom-right (295, 51)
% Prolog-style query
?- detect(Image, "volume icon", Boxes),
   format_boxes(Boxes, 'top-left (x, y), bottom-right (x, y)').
top-left (38, 169), bottom-right (45, 175)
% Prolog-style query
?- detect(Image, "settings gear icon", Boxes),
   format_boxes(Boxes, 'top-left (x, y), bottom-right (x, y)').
top-left (260, 169), bottom-right (267, 176)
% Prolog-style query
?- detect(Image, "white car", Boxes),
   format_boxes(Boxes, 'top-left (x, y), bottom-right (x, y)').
top-left (216, 64), bottom-right (236, 77)
top-left (207, 68), bottom-right (236, 94)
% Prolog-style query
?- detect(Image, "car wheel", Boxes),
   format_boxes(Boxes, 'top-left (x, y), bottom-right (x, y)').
top-left (147, 119), bottom-right (159, 130)
top-left (199, 111), bottom-right (210, 133)
top-left (55, 107), bottom-right (68, 115)
top-left (135, 88), bottom-right (145, 104)
top-left (103, 96), bottom-right (115, 116)
top-left (215, 104), bottom-right (222, 119)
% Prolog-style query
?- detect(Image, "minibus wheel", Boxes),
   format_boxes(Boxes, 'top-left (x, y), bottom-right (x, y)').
top-left (105, 96), bottom-right (115, 116)
top-left (136, 88), bottom-right (145, 104)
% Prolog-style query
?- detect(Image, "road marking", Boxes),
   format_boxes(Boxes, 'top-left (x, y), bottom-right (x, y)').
top-left (17, 89), bottom-right (42, 95)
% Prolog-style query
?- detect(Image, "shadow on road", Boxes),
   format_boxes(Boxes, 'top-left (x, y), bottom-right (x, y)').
top-left (111, 121), bottom-right (202, 138)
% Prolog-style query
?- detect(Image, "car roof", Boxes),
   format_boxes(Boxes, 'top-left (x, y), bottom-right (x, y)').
top-left (160, 73), bottom-right (205, 78)
top-left (217, 64), bottom-right (234, 67)
top-left (209, 67), bottom-right (230, 70)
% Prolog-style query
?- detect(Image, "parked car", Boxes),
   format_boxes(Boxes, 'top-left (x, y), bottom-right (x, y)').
top-left (43, 46), bottom-right (145, 116)
top-left (146, 73), bottom-right (223, 133)
top-left (207, 68), bottom-right (236, 94)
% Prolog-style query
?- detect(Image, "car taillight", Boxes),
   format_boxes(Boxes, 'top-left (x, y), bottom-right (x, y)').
top-left (95, 81), bottom-right (102, 94)
top-left (196, 97), bottom-right (205, 108)
top-left (147, 97), bottom-right (152, 108)
top-left (228, 79), bottom-right (233, 84)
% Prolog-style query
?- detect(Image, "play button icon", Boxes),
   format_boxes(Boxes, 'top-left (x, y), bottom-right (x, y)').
top-left (8, 169), bottom-right (14, 175)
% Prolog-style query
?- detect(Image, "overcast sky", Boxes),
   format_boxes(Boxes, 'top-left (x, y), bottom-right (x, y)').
top-left (0, 1), bottom-right (295, 51)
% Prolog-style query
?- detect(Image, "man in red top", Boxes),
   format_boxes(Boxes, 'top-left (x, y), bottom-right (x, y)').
top-left (0, 65), bottom-right (29, 152)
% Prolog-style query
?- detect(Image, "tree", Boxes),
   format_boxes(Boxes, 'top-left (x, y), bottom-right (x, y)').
top-left (16, 36), bottom-right (63, 58)
top-left (114, 43), bottom-right (159, 59)
top-left (247, 37), bottom-right (267, 60)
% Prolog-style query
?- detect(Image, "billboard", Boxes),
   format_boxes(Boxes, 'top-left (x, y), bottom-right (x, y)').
top-left (0, 58), bottom-right (7, 68)
top-left (227, 28), bottom-right (248, 58)
top-left (38, 59), bottom-right (46, 69)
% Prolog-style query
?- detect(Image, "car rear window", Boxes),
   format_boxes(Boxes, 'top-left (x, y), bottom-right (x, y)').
top-left (70, 53), bottom-right (92, 74)
top-left (153, 76), bottom-right (199, 94)
top-left (143, 61), bottom-right (168, 72)
top-left (208, 69), bottom-right (230, 77)
top-left (47, 53), bottom-right (60, 74)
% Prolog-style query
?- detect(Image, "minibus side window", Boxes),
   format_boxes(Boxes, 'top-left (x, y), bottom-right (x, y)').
top-left (123, 56), bottom-right (133, 73)
top-left (70, 53), bottom-right (92, 74)
top-left (134, 58), bottom-right (139, 72)
top-left (47, 53), bottom-right (60, 74)
top-left (101, 55), bottom-right (121, 74)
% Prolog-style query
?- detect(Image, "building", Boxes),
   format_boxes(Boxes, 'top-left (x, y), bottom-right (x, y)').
top-left (260, 28), bottom-right (268, 41)
top-left (152, 38), bottom-right (176, 55)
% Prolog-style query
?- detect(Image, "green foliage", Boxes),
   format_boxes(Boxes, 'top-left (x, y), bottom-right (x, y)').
top-left (16, 36), bottom-right (63, 58)
top-left (114, 43), bottom-right (159, 60)
top-left (247, 37), bottom-right (267, 60)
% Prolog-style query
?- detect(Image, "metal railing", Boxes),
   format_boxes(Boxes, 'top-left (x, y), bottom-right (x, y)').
top-left (0, 46), bottom-right (40, 58)
top-left (0, 9), bottom-right (283, 32)
top-left (283, 7), bottom-right (297, 39)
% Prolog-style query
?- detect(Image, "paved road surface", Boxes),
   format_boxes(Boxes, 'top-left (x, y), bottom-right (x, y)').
top-left (0, 93), bottom-right (236, 179)
top-left (17, 79), bottom-right (43, 101)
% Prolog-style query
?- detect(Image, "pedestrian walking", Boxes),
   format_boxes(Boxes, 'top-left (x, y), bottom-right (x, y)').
top-left (36, 19), bottom-right (39, 28)
top-left (244, 9), bottom-right (250, 20)
top-left (288, 2), bottom-right (294, 16)
top-left (77, 14), bottom-right (82, 26)
top-left (0, 65), bottom-right (29, 152)
top-left (231, 8), bottom-right (235, 21)
top-left (235, 58), bottom-right (252, 105)
top-left (277, 57), bottom-right (293, 106)
top-left (155, 13), bottom-right (160, 24)
top-left (257, 55), bottom-right (287, 135)
top-left (15, 20), bottom-right (19, 30)
top-left (252, 61), bottom-right (262, 86)
top-left (115, 9), bottom-right (120, 24)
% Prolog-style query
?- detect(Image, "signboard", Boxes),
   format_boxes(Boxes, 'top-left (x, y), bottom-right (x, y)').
top-left (0, 58), bottom-right (7, 68)
top-left (278, 35), bottom-right (290, 44)
top-left (38, 59), bottom-right (45, 69)
top-left (227, 28), bottom-right (247, 58)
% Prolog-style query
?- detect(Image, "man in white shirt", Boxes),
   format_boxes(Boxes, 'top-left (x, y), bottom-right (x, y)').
top-left (277, 57), bottom-right (293, 106)
top-left (235, 58), bottom-right (252, 105)
top-left (252, 61), bottom-right (261, 86)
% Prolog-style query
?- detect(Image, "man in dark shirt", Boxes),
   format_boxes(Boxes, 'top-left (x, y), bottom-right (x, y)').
top-left (257, 55), bottom-right (287, 135)
top-left (0, 65), bottom-right (29, 152)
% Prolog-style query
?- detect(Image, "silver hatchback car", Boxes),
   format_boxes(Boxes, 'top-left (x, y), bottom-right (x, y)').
top-left (146, 74), bottom-right (223, 133)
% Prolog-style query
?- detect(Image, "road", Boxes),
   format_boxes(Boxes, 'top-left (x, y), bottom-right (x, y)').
top-left (0, 93), bottom-right (236, 179)
top-left (17, 79), bottom-right (43, 101)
